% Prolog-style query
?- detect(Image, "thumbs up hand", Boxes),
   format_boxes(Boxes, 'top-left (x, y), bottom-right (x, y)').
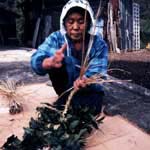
top-left (42, 43), bottom-right (67, 69)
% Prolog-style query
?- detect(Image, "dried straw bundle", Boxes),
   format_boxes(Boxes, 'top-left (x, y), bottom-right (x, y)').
top-left (0, 79), bottom-right (23, 114)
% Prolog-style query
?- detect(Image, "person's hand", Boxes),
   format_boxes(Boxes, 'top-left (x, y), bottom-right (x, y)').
top-left (73, 76), bottom-right (87, 90)
top-left (42, 43), bottom-right (67, 69)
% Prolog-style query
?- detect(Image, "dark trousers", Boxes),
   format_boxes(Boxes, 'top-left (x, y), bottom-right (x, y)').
top-left (48, 64), bottom-right (69, 96)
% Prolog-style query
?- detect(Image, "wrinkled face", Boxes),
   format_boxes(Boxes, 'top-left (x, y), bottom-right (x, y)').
top-left (64, 12), bottom-right (88, 42)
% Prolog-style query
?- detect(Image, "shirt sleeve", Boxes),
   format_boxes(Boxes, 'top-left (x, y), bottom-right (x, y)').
top-left (30, 32), bottom-right (61, 75)
top-left (85, 36), bottom-right (108, 78)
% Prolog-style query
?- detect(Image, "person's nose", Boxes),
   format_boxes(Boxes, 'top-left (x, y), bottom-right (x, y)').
top-left (72, 22), bottom-right (80, 30)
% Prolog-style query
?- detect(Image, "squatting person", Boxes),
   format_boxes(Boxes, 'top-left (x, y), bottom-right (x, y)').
top-left (31, 0), bottom-right (108, 115)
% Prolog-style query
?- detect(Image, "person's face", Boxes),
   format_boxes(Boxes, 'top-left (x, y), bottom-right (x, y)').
top-left (65, 12), bottom-right (88, 42)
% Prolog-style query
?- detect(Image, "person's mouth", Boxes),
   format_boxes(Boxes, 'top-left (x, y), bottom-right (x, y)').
top-left (71, 33), bottom-right (82, 38)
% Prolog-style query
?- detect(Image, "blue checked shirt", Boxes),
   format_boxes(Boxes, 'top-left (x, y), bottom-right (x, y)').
top-left (31, 31), bottom-right (108, 79)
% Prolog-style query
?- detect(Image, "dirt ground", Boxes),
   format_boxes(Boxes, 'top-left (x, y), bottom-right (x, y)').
top-left (0, 48), bottom-right (150, 150)
top-left (104, 49), bottom-right (150, 133)
top-left (108, 49), bottom-right (150, 89)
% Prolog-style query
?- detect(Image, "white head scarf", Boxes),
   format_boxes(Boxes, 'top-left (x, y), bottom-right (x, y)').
top-left (60, 0), bottom-right (95, 35)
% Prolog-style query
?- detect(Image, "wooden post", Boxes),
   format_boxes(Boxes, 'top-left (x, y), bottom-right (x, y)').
top-left (32, 17), bottom-right (41, 48)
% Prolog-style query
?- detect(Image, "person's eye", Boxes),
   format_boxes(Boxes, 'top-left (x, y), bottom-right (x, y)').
top-left (78, 19), bottom-right (84, 24)
top-left (67, 19), bottom-right (74, 24)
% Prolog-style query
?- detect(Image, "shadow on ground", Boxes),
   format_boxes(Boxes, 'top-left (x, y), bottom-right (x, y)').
top-left (108, 60), bottom-right (150, 89)
top-left (0, 61), bottom-right (49, 84)
top-left (104, 60), bottom-right (150, 133)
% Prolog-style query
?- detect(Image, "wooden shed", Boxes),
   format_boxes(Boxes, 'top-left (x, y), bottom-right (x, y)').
top-left (0, 0), bottom-right (140, 51)
top-left (32, 0), bottom-right (139, 51)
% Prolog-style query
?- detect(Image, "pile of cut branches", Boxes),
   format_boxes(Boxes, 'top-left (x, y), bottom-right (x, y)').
top-left (2, 103), bottom-right (104, 150)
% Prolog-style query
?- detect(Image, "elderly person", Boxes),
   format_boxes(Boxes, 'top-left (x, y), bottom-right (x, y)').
top-left (31, 0), bottom-right (108, 115)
